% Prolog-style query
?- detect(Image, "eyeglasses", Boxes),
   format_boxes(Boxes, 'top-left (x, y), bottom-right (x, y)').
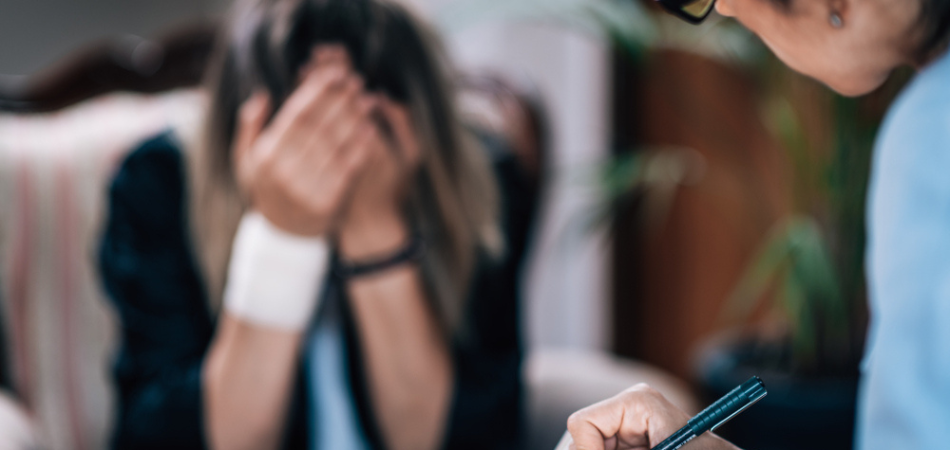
top-left (655, 0), bottom-right (717, 24)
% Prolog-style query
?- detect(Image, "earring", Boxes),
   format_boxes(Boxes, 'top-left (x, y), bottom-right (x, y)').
top-left (829, 11), bottom-right (844, 28)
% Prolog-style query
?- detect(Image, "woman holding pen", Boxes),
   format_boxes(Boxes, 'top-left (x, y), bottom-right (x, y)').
top-left (567, 0), bottom-right (950, 448)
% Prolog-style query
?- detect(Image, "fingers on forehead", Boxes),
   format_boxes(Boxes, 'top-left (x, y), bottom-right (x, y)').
top-left (267, 68), bottom-right (342, 135)
top-left (310, 77), bottom-right (370, 131)
top-left (296, 47), bottom-right (372, 119)
top-left (314, 44), bottom-right (352, 68)
top-left (299, 45), bottom-right (351, 81)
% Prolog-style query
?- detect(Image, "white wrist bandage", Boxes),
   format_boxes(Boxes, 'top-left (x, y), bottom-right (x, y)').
top-left (223, 212), bottom-right (330, 330)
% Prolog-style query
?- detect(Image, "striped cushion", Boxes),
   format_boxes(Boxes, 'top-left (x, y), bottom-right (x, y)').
top-left (0, 90), bottom-right (205, 450)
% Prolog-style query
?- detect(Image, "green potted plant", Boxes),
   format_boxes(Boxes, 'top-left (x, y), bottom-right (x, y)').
top-left (693, 58), bottom-right (911, 449)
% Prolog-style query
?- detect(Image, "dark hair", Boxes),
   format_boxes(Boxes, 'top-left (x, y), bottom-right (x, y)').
top-left (917, 0), bottom-right (950, 61)
top-left (190, 0), bottom-right (500, 333)
top-left (217, 0), bottom-right (446, 134)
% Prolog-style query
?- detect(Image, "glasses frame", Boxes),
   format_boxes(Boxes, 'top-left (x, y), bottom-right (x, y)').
top-left (654, 0), bottom-right (718, 24)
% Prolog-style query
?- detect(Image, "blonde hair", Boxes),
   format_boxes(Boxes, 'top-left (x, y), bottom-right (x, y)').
top-left (186, 0), bottom-right (501, 334)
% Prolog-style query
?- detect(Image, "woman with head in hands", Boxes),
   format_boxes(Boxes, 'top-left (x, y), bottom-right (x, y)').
top-left (99, 0), bottom-right (525, 449)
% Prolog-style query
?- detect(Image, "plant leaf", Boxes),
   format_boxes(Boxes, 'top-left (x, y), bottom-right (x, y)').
top-left (722, 217), bottom-right (797, 324)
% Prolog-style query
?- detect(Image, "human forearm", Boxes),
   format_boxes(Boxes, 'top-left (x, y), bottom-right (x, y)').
top-left (203, 213), bottom-right (330, 450)
top-left (341, 217), bottom-right (454, 450)
top-left (203, 316), bottom-right (304, 450)
top-left (336, 85), bottom-right (452, 449)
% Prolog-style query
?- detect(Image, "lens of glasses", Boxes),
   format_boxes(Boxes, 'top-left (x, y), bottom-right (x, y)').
top-left (679, 0), bottom-right (716, 18)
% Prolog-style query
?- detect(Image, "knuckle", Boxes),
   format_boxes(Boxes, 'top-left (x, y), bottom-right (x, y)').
top-left (288, 104), bottom-right (315, 129)
top-left (630, 383), bottom-right (656, 394)
top-left (300, 74), bottom-right (326, 98)
top-left (286, 86), bottom-right (322, 118)
top-left (566, 411), bottom-right (586, 431)
top-left (280, 94), bottom-right (308, 122)
top-left (312, 68), bottom-right (345, 93)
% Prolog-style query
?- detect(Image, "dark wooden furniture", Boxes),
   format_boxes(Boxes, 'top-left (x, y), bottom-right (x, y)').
top-left (0, 23), bottom-right (216, 113)
top-left (611, 48), bottom-right (791, 381)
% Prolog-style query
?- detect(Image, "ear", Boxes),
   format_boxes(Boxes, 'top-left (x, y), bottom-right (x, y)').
top-left (828, 0), bottom-right (849, 26)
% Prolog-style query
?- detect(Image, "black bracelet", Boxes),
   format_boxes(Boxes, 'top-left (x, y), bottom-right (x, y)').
top-left (333, 234), bottom-right (425, 279)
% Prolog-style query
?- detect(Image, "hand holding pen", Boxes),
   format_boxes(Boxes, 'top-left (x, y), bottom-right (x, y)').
top-left (560, 377), bottom-right (766, 450)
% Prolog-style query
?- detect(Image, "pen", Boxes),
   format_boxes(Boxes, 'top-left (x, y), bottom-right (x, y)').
top-left (651, 376), bottom-right (767, 450)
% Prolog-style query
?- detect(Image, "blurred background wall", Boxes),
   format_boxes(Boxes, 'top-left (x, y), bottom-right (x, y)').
top-left (424, 3), bottom-right (615, 352)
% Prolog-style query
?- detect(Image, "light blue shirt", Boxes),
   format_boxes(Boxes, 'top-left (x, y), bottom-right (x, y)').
top-left (857, 49), bottom-right (950, 449)
top-left (308, 287), bottom-right (370, 450)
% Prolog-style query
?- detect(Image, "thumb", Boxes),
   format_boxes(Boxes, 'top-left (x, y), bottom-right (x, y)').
top-left (234, 91), bottom-right (271, 194)
top-left (235, 90), bottom-right (271, 163)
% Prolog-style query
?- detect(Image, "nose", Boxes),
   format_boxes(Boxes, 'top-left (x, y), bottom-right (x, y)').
top-left (715, 0), bottom-right (735, 17)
